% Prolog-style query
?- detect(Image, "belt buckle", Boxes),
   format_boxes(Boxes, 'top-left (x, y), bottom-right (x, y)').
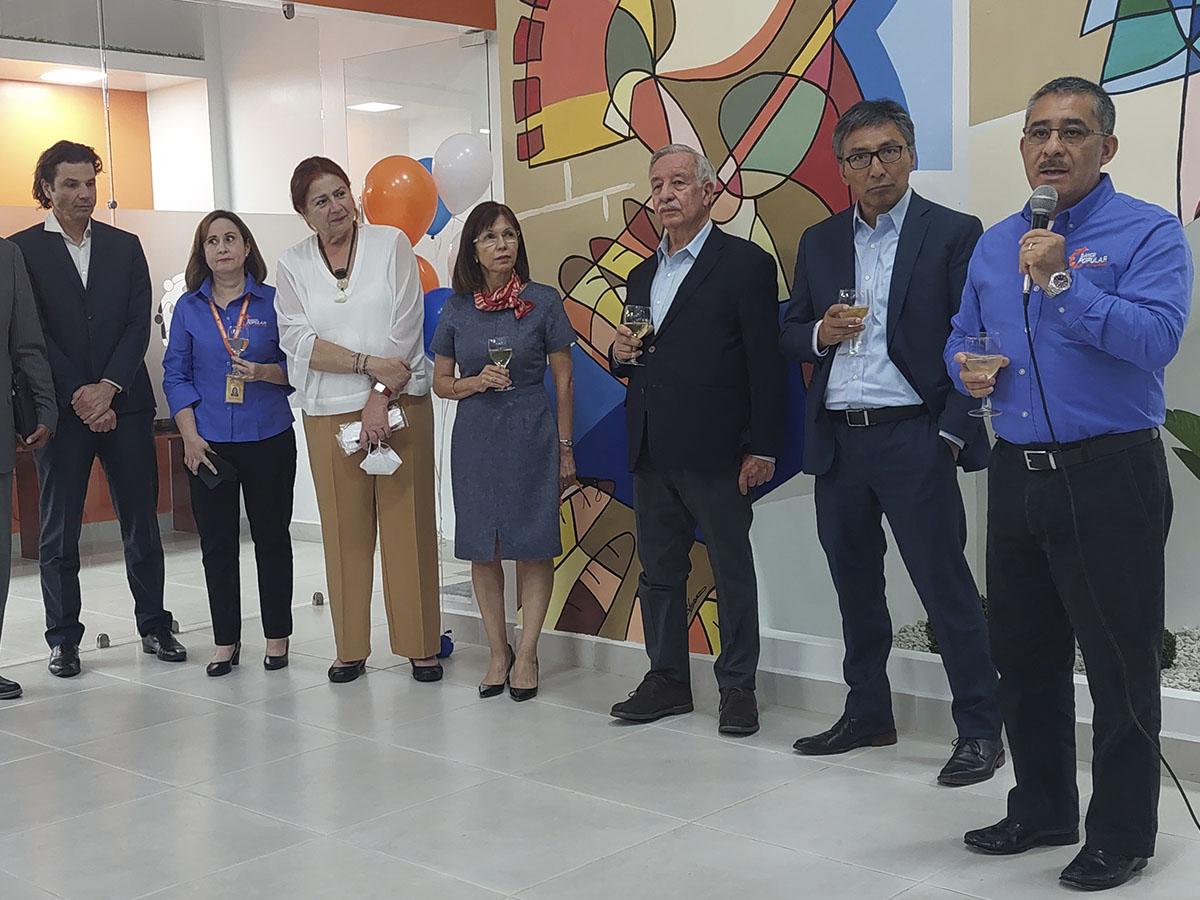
top-left (1023, 449), bottom-right (1057, 471)
top-left (846, 409), bottom-right (870, 427)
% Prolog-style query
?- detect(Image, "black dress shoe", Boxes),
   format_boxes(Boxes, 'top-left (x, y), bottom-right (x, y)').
top-left (1059, 846), bottom-right (1147, 891)
top-left (479, 644), bottom-right (515, 698)
top-left (411, 661), bottom-right (444, 683)
top-left (0, 676), bottom-right (22, 700)
top-left (509, 659), bottom-right (538, 702)
top-left (937, 737), bottom-right (1005, 786)
top-left (963, 817), bottom-right (1079, 855)
top-left (264, 639), bottom-right (290, 671)
top-left (48, 644), bottom-right (81, 678)
top-left (142, 628), bottom-right (187, 662)
top-left (610, 670), bottom-right (693, 722)
top-left (206, 643), bottom-right (241, 678)
top-left (718, 687), bottom-right (759, 735)
top-left (792, 714), bottom-right (896, 755)
top-left (328, 659), bottom-right (366, 683)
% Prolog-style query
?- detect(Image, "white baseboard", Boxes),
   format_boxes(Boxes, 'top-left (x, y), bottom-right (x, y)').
top-left (438, 607), bottom-right (1200, 780)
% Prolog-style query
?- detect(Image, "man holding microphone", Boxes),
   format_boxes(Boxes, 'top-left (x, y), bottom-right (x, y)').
top-left (948, 77), bottom-right (1192, 891)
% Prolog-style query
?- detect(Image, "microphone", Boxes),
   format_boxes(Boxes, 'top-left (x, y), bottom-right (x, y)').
top-left (1023, 185), bottom-right (1058, 295)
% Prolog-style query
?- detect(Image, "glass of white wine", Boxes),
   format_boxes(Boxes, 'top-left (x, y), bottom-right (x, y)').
top-left (487, 336), bottom-right (514, 391)
top-left (840, 288), bottom-right (870, 356)
top-left (228, 336), bottom-right (249, 378)
top-left (964, 332), bottom-right (1003, 418)
top-left (621, 304), bottom-right (653, 366)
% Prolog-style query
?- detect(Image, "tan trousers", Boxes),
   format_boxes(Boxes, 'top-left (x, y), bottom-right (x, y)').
top-left (303, 393), bottom-right (441, 661)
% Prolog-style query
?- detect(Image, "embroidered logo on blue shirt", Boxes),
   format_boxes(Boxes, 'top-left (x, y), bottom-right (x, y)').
top-left (1069, 246), bottom-right (1109, 269)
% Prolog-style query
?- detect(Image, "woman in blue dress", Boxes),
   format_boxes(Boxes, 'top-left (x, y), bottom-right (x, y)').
top-left (431, 201), bottom-right (576, 701)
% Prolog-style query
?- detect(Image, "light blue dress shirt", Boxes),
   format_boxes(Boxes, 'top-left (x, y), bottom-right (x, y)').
top-left (822, 188), bottom-right (924, 410)
top-left (649, 219), bottom-right (713, 330)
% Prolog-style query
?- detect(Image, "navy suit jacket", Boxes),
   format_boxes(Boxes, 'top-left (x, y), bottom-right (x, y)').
top-left (779, 192), bottom-right (988, 475)
top-left (610, 225), bottom-right (784, 473)
top-left (10, 219), bottom-right (156, 416)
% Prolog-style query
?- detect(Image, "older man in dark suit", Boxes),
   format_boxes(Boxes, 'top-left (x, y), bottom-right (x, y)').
top-left (10, 140), bottom-right (185, 677)
top-left (607, 143), bottom-right (784, 736)
top-left (0, 238), bottom-right (57, 700)
top-left (780, 101), bottom-right (1002, 784)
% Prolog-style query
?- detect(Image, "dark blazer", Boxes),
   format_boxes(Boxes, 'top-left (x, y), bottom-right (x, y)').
top-left (610, 224), bottom-right (784, 473)
top-left (10, 219), bottom-right (155, 416)
top-left (779, 192), bottom-right (987, 474)
top-left (0, 238), bottom-right (57, 473)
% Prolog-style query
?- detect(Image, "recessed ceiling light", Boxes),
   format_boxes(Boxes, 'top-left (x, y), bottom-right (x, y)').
top-left (478, 128), bottom-right (491, 134)
top-left (41, 67), bottom-right (106, 86)
top-left (347, 101), bottom-right (403, 113)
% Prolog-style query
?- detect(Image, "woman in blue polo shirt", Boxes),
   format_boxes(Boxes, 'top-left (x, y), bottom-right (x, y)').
top-left (163, 211), bottom-right (296, 677)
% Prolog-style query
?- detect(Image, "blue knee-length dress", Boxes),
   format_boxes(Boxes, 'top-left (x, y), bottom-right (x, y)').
top-left (429, 281), bottom-right (576, 561)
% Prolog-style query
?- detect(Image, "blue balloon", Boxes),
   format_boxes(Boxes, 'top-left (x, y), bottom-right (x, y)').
top-left (419, 156), bottom-right (453, 237)
top-left (423, 287), bottom-right (454, 359)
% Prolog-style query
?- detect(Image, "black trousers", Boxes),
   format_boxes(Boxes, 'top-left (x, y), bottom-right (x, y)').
top-left (633, 450), bottom-right (759, 690)
top-left (188, 428), bottom-right (296, 646)
top-left (987, 436), bottom-right (1170, 858)
top-left (815, 414), bottom-right (1001, 739)
top-left (36, 411), bottom-right (171, 647)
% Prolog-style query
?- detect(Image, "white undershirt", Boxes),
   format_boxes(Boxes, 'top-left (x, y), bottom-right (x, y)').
top-left (275, 223), bottom-right (429, 416)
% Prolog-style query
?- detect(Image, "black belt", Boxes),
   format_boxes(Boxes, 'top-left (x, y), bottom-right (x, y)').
top-left (830, 405), bottom-right (925, 427)
top-left (1007, 428), bottom-right (1159, 472)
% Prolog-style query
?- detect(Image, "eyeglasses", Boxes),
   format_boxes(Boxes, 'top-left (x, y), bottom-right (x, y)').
top-left (474, 230), bottom-right (521, 249)
top-left (1023, 125), bottom-right (1110, 146)
top-left (840, 144), bottom-right (907, 170)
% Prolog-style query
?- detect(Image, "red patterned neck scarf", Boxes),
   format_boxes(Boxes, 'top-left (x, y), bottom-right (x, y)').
top-left (474, 273), bottom-right (533, 320)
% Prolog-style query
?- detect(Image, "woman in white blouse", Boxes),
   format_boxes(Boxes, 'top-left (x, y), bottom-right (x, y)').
top-left (275, 156), bottom-right (442, 684)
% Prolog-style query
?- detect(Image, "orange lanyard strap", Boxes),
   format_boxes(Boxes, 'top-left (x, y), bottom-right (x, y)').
top-left (208, 294), bottom-right (251, 358)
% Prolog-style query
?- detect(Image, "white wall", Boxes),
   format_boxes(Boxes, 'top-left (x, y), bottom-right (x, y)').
top-left (146, 79), bottom-right (215, 212)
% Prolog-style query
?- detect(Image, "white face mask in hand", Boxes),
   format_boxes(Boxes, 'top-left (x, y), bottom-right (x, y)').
top-left (360, 443), bottom-right (402, 476)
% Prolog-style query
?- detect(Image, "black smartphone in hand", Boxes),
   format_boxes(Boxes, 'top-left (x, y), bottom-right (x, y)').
top-left (196, 450), bottom-right (237, 489)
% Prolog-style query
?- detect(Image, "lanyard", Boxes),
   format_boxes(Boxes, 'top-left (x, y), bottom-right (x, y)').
top-left (208, 294), bottom-right (251, 357)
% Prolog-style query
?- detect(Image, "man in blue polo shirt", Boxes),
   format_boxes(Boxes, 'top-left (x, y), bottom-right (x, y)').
top-left (946, 76), bottom-right (1192, 891)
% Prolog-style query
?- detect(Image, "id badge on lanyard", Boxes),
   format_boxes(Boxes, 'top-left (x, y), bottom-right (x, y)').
top-left (210, 296), bottom-right (251, 405)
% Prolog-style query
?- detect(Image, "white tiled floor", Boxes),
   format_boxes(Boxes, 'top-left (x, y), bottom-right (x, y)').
top-left (0, 536), bottom-right (1198, 898)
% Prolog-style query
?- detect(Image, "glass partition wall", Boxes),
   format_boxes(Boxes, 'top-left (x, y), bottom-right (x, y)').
top-left (0, 0), bottom-right (489, 658)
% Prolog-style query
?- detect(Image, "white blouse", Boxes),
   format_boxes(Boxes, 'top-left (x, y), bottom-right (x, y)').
top-left (275, 223), bottom-right (429, 416)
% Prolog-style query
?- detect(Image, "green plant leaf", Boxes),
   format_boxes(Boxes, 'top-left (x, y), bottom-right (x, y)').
top-left (1171, 446), bottom-right (1200, 482)
top-left (1164, 409), bottom-right (1200, 456)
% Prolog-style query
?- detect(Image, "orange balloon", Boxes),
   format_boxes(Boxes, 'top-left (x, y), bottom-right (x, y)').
top-left (416, 255), bottom-right (439, 293)
top-left (362, 155), bottom-right (437, 245)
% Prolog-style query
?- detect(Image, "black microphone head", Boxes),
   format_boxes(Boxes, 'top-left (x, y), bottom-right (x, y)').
top-left (1029, 185), bottom-right (1058, 225)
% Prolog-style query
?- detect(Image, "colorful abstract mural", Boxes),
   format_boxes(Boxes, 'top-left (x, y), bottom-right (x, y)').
top-left (1083, 0), bottom-right (1200, 219)
top-left (503, 0), bottom-right (952, 650)
top-left (500, 0), bottom-right (1200, 649)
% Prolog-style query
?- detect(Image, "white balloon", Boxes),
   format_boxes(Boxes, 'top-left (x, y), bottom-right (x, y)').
top-left (433, 133), bottom-right (493, 215)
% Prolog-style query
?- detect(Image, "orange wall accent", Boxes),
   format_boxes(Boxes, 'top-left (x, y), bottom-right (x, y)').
top-left (0, 80), bottom-right (154, 210)
top-left (305, 0), bottom-right (496, 29)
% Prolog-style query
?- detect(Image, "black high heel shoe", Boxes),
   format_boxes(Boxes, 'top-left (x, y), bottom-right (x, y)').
top-left (479, 644), bottom-right (515, 698)
top-left (328, 659), bottom-right (366, 683)
top-left (509, 659), bottom-right (538, 702)
top-left (264, 639), bottom-right (290, 671)
top-left (206, 642), bottom-right (241, 678)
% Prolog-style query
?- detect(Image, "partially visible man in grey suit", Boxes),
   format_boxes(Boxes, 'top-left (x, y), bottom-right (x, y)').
top-left (0, 237), bottom-right (57, 699)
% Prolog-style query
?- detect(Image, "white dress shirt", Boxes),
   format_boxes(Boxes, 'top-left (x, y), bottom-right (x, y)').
top-left (275, 223), bottom-right (430, 416)
top-left (43, 211), bottom-right (91, 284)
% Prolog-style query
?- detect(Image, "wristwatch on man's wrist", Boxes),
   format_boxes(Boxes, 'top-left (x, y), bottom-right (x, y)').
top-left (1045, 270), bottom-right (1072, 298)
top-left (372, 381), bottom-right (393, 398)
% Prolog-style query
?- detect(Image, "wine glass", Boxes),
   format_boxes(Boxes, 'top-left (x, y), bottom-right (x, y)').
top-left (964, 332), bottom-right (1003, 418)
top-left (621, 304), bottom-right (653, 366)
top-left (840, 288), bottom-right (870, 356)
top-left (487, 336), bottom-right (514, 391)
top-left (227, 336), bottom-right (249, 378)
